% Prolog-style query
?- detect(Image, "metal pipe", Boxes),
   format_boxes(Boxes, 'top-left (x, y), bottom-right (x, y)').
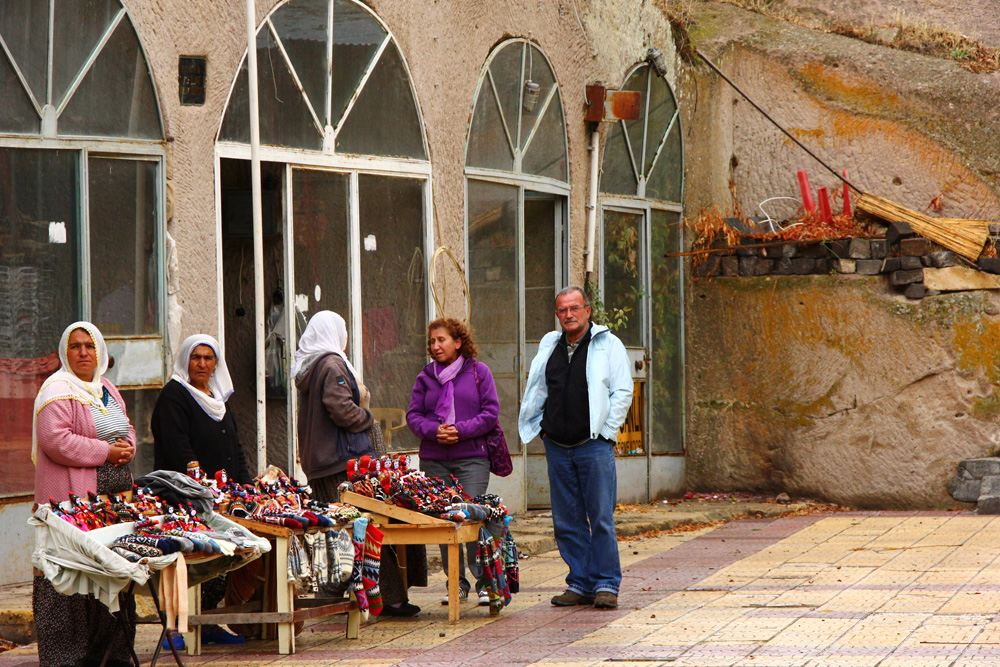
top-left (697, 49), bottom-right (863, 195)
top-left (584, 128), bottom-right (600, 275)
top-left (245, 0), bottom-right (267, 475)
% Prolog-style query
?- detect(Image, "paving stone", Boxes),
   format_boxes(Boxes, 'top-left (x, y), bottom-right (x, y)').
top-left (755, 258), bottom-right (775, 276)
top-left (977, 257), bottom-right (1000, 274)
top-left (882, 257), bottom-right (901, 272)
top-left (763, 244), bottom-right (784, 259)
top-left (791, 258), bottom-right (816, 274)
top-left (869, 239), bottom-right (889, 259)
top-left (738, 256), bottom-right (758, 276)
top-left (694, 256), bottom-right (723, 277)
top-left (958, 458), bottom-right (1000, 479)
top-left (927, 251), bottom-right (955, 268)
top-left (774, 257), bottom-right (794, 275)
top-left (824, 239), bottom-right (851, 259)
top-left (886, 221), bottom-right (915, 244)
top-left (721, 256), bottom-right (739, 277)
top-left (834, 259), bottom-right (856, 274)
top-left (900, 237), bottom-right (931, 256)
top-left (904, 283), bottom-right (927, 300)
top-left (737, 239), bottom-right (759, 256)
top-left (855, 259), bottom-right (883, 276)
top-left (890, 269), bottom-right (923, 286)
top-left (899, 255), bottom-right (922, 270)
top-left (782, 244), bottom-right (799, 258)
top-left (977, 495), bottom-right (1000, 515)
top-left (798, 243), bottom-right (829, 259)
top-left (848, 238), bottom-right (872, 259)
top-left (947, 476), bottom-right (981, 503)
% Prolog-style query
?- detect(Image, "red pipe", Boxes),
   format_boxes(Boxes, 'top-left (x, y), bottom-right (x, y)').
top-left (817, 187), bottom-right (832, 223)
top-left (797, 170), bottom-right (816, 213)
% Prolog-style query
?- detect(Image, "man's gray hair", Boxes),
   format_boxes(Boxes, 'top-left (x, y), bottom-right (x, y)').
top-left (556, 285), bottom-right (590, 307)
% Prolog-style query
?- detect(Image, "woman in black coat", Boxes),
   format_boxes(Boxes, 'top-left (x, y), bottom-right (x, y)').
top-left (151, 334), bottom-right (249, 647)
top-left (152, 334), bottom-right (249, 484)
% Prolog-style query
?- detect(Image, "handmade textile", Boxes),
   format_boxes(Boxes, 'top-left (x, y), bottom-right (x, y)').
top-left (475, 526), bottom-right (511, 613)
top-left (362, 523), bottom-right (384, 616)
top-left (432, 355), bottom-right (466, 425)
top-left (169, 334), bottom-right (234, 421)
top-left (350, 518), bottom-right (369, 616)
top-left (158, 552), bottom-right (189, 632)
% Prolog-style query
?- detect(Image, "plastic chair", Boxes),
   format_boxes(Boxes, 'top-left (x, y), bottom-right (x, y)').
top-left (370, 407), bottom-right (407, 449)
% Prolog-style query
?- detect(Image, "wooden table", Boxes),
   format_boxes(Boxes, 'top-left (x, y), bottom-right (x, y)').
top-left (341, 491), bottom-right (484, 623)
top-left (183, 516), bottom-right (360, 655)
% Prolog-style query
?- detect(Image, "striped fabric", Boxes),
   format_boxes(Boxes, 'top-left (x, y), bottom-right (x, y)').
top-left (90, 391), bottom-right (130, 444)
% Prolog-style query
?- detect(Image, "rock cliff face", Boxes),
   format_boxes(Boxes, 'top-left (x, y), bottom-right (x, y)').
top-left (679, 3), bottom-right (1000, 508)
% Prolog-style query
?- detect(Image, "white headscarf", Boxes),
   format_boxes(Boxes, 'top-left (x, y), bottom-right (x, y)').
top-left (32, 321), bottom-right (111, 464)
top-left (171, 334), bottom-right (234, 422)
top-left (292, 311), bottom-right (359, 383)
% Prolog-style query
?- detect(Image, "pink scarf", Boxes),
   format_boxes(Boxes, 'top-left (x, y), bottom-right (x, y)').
top-left (433, 357), bottom-right (466, 425)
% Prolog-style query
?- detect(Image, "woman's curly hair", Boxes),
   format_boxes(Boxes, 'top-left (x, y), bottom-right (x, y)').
top-left (426, 318), bottom-right (478, 359)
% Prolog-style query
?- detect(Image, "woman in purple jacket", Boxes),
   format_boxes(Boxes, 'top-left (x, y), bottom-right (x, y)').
top-left (408, 318), bottom-right (499, 606)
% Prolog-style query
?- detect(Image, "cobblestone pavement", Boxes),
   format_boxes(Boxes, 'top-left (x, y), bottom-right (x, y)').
top-left (5, 511), bottom-right (1000, 667)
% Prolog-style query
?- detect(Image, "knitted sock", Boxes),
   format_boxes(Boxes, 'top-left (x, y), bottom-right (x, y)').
top-left (362, 523), bottom-right (384, 616)
top-left (351, 518), bottom-right (369, 613)
top-left (337, 528), bottom-right (355, 583)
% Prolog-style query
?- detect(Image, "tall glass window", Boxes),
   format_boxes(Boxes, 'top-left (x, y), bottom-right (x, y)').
top-left (217, 0), bottom-right (430, 465)
top-left (465, 39), bottom-right (569, 454)
top-left (0, 0), bottom-right (164, 496)
top-left (599, 62), bottom-right (684, 455)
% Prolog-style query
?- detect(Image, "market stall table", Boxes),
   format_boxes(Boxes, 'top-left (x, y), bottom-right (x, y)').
top-left (340, 490), bottom-right (484, 623)
top-left (185, 514), bottom-right (361, 655)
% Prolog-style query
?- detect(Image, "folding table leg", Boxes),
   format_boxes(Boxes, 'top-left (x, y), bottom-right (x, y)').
top-left (448, 543), bottom-right (460, 623)
top-left (274, 534), bottom-right (295, 654)
top-left (184, 582), bottom-right (201, 655)
top-left (396, 545), bottom-right (408, 590)
top-left (346, 590), bottom-right (360, 640)
top-left (98, 583), bottom-right (140, 667)
top-left (148, 581), bottom-right (186, 667)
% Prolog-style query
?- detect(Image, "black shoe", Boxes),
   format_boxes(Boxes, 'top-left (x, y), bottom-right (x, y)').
top-left (381, 602), bottom-right (421, 617)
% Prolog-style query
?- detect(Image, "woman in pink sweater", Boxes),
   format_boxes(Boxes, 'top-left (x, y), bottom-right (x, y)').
top-left (31, 321), bottom-right (137, 667)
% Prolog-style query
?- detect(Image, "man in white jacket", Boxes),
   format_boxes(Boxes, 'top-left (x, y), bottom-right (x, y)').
top-left (518, 286), bottom-right (633, 609)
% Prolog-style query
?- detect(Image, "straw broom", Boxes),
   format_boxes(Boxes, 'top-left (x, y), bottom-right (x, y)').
top-left (856, 193), bottom-right (988, 261)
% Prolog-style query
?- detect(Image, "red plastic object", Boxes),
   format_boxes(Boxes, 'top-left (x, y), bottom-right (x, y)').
top-left (817, 187), bottom-right (833, 223)
top-left (797, 170), bottom-right (816, 213)
top-left (842, 170), bottom-right (852, 217)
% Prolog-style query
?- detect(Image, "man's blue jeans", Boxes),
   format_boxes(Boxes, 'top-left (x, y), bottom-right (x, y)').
top-left (544, 437), bottom-right (621, 595)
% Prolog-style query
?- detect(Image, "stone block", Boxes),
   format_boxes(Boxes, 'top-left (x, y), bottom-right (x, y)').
top-left (721, 256), bottom-right (739, 276)
top-left (762, 244), bottom-right (784, 259)
top-left (755, 259), bottom-right (775, 276)
top-left (900, 255), bottom-right (922, 270)
top-left (991, 224), bottom-right (1000, 235)
top-left (693, 256), bottom-right (722, 277)
top-left (921, 255), bottom-right (933, 267)
top-left (958, 458), bottom-right (1000, 479)
top-left (813, 258), bottom-right (831, 274)
top-left (948, 476), bottom-right (981, 503)
top-left (928, 251), bottom-right (955, 268)
top-left (738, 256), bottom-right (758, 276)
top-left (774, 257), bottom-right (793, 275)
top-left (736, 239), bottom-right (759, 256)
top-left (978, 257), bottom-right (1000, 274)
top-left (834, 259), bottom-right (856, 273)
top-left (798, 243), bottom-right (828, 259)
top-left (781, 244), bottom-right (798, 258)
top-left (882, 257), bottom-right (901, 272)
top-left (855, 259), bottom-right (883, 275)
top-left (900, 237), bottom-right (931, 256)
top-left (869, 239), bottom-right (889, 259)
top-left (926, 289), bottom-right (941, 296)
top-left (904, 283), bottom-right (926, 299)
top-left (886, 220), bottom-right (915, 243)
top-left (890, 269), bottom-right (923, 285)
top-left (978, 495), bottom-right (1000, 514)
top-left (982, 474), bottom-right (1000, 496)
top-left (790, 258), bottom-right (815, 274)
top-left (848, 238), bottom-right (871, 259)
top-left (925, 266), bottom-right (1000, 292)
top-left (824, 239), bottom-right (851, 258)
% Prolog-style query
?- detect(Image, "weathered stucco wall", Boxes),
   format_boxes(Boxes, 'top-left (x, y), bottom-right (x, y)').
top-left (680, 2), bottom-right (1000, 508)
top-left (123, 0), bottom-right (679, 339)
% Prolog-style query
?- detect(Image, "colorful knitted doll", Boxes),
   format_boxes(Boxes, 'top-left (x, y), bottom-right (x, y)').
top-left (362, 523), bottom-right (384, 615)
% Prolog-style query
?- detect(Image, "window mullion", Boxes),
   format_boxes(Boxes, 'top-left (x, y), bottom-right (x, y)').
top-left (80, 149), bottom-right (91, 321)
top-left (46, 0), bottom-right (54, 107)
top-left (0, 35), bottom-right (42, 115)
top-left (324, 0), bottom-right (334, 128)
top-left (520, 85), bottom-right (556, 156)
top-left (348, 170), bottom-right (363, 379)
top-left (487, 70), bottom-right (516, 159)
top-left (267, 21), bottom-right (325, 139)
top-left (332, 36), bottom-right (390, 143)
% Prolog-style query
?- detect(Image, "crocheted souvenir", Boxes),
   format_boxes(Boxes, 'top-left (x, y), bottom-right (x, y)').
top-left (362, 523), bottom-right (384, 616)
top-left (350, 518), bottom-right (369, 615)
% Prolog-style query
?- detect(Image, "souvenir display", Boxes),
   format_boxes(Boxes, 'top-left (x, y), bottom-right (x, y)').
top-left (341, 455), bottom-right (520, 610)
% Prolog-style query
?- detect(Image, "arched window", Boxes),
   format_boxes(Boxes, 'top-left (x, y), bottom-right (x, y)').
top-left (0, 0), bottom-right (165, 496)
top-left (216, 0), bottom-right (430, 466)
top-left (465, 39), bottom-right (569, 474)
top-left (599, 62), bottom-right (684, 463)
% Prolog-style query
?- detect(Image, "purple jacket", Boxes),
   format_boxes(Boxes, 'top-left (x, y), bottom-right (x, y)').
top-left (407, 357), bottom-right (499, 461)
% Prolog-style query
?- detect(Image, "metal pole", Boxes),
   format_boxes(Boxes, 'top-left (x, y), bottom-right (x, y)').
top-left (245, 0), bottom-right (267, 475)
top-left (584, 129), bottom-right (600, 275)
